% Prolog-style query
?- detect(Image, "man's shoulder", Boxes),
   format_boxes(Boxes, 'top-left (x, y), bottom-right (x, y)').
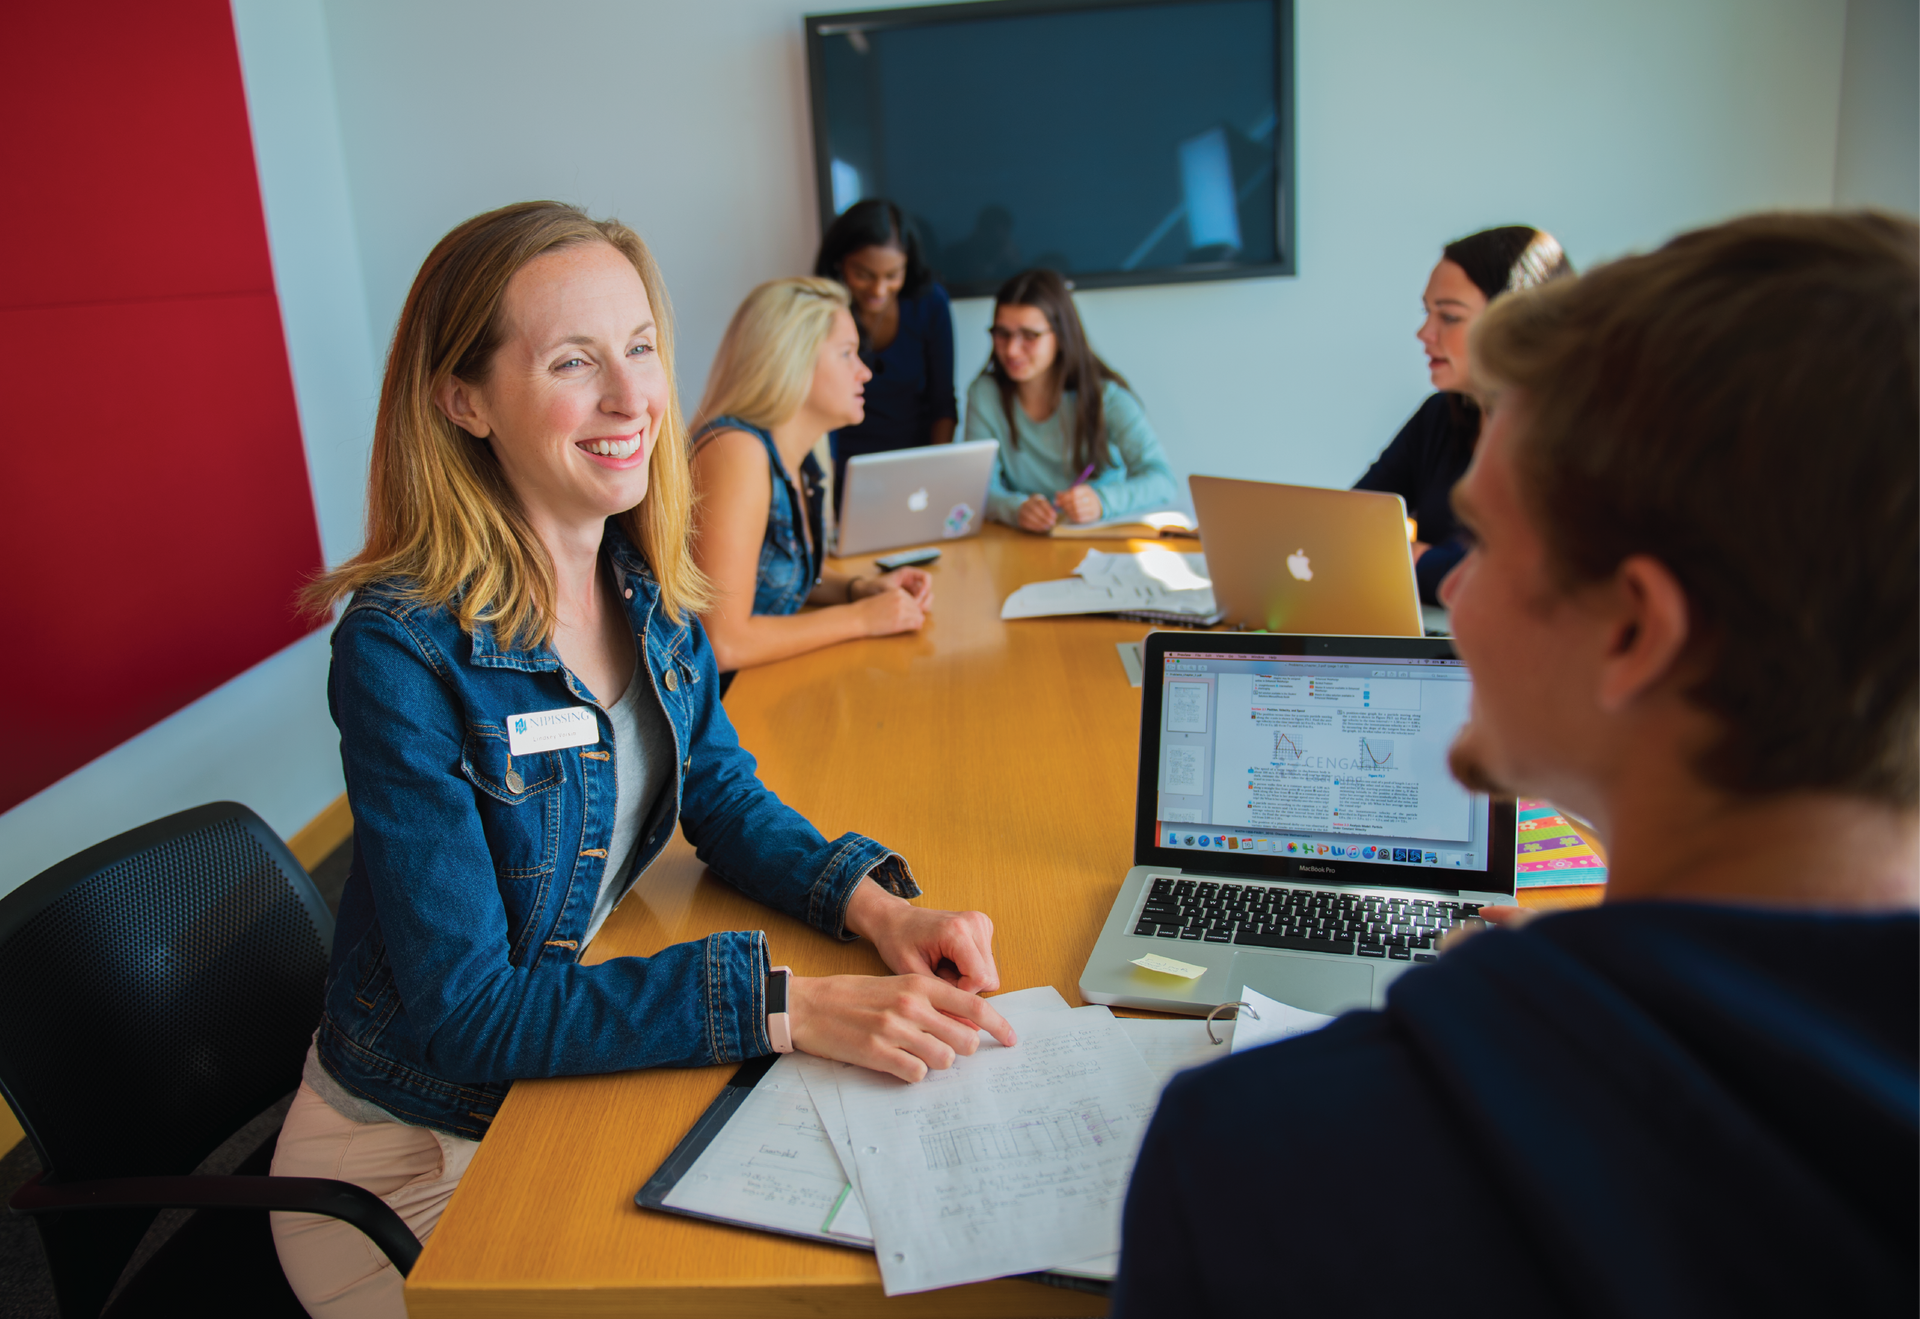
top-left (1159, 1008), bottom-right (1420, 1129)
top-left (1128, 1005), bottom-right (1563, 1312)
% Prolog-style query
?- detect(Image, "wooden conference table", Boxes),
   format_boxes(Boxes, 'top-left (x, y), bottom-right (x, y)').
top-left (406, 525), bottom-right (1600, 1317)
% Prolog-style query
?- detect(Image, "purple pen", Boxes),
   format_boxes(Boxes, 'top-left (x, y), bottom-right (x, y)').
top-left (1073, 462), bottom-right (1096, 486)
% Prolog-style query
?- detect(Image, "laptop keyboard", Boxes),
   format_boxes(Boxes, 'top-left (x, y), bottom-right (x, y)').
top-left (1133, 876), bottom-right (1488, 964)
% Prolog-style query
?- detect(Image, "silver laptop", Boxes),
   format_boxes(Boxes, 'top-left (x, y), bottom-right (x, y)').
top-left (835, 440), bottom-right (999, 556)
top-left (1078, 630), bottom-right (1518, 1018)
top-left (1189, 474), bottom-right (1423, 635)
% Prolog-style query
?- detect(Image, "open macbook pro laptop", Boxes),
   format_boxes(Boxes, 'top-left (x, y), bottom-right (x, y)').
top-left (834, 439), bottom-right (998, 556)
top-left (1190, 474), bottom-right (1424, 636)
top-left (1079, 629), bottom-right (1517, 1017)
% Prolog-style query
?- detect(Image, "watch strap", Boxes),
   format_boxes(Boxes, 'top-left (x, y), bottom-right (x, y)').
top-left (767, 964), bottom-right (793, 1053)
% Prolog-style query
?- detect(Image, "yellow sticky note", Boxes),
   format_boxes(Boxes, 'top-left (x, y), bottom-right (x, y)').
top-left (1132, 953), bottom-right (1208, 979)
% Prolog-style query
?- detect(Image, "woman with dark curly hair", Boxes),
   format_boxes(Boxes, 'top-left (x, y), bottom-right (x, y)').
top-left (813, 199), bottom-right (958, 501)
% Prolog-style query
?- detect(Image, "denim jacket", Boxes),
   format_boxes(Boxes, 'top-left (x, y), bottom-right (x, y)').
top-left (313, 524), bottom-right (918, 1140)
top-left (693, 415), bottom-right (823, 617)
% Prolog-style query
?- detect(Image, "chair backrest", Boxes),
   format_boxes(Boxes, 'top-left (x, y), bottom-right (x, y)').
top-left (0, 802), bottom-right (333, 1184)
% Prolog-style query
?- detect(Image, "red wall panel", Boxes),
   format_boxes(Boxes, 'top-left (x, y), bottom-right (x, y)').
top-left (0, 0), bottom-right (324, 812)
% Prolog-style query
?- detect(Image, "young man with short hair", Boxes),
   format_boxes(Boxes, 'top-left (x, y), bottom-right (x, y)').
top-left (1114, 213), bottom-right (1917, 1317)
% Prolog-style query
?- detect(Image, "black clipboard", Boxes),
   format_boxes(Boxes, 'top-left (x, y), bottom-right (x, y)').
top-left (634, 1056), bottom-right (1111, 1296)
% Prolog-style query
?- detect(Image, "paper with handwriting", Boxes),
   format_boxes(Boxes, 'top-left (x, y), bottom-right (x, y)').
top-left (838, 1005), bottom-right (1160, 1294)
top-left (658, 1053), bottom-right (855, 1240)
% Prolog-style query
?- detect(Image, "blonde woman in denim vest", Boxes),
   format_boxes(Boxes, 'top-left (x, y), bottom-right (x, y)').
top-left (690, 278), bottom-right (933, 685)
top-left (274, 204), bottom-right (1012, 1319)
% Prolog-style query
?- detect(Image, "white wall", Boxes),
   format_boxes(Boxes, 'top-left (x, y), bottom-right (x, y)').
top-left (0, 0), bottom-right (375, 897)
top-left (319, 0), bottom-right (834, 422)
top-left (321, 0), bottom-right (1846, 500)
top-left (1835, 0), bottom-right (1920, 212)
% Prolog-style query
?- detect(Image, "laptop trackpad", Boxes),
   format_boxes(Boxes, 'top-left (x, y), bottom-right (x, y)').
top-left (1230, 953), bottom-right (1376, 1016)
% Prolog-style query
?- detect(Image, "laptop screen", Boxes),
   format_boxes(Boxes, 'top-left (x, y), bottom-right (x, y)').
top-left (1135, 633), bottom-right (1515, 893)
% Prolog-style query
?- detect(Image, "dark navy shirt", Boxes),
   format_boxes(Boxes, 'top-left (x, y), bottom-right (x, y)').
top-left (1355, 391), bottom-right (1479, 604)
top-left (829, 284), bottom-right (958, 501)
top-left (1115, 903), bottom-right (1919, 1318)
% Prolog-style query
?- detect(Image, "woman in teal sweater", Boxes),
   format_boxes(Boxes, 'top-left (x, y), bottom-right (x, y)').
top-left (964, 268), bottom-right (1177, 530)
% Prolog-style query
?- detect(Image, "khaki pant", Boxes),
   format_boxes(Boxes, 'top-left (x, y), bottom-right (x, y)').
top-left (269, 1083), bottom-right (480, 1318)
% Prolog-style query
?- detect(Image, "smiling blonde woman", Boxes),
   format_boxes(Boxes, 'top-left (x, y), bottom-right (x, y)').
top-left (277, 203), bottom-right (1009, 1319)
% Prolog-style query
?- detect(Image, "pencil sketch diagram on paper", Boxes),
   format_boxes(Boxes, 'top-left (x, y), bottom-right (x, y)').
top-left (920, 1101), bottom-right (1118, 1170)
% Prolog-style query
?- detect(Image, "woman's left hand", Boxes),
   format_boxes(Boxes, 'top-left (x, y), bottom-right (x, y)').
top-left (852, 567), bottom-right (934, 609)
top-left (1054, 484), bottom-right (1103, 524)
top-left (844, 879), bottom-right (1000, 994)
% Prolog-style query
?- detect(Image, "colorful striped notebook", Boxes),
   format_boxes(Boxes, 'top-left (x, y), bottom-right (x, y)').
top-left (1515, 800), bottom-right (1609, 888)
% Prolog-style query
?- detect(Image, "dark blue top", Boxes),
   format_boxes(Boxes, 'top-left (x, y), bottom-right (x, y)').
top-left (829, 284), bottom-right (958, 500)
top-left (1355, 391), bottom-right (1478, 605)
top-left (1115, 902), bottom-right (1919, 1318)
top-left (692, 415), bottom-right (824, 621)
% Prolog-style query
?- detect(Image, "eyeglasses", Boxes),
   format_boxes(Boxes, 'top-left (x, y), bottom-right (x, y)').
top-left (988, 326), bottom-right (1052, 346)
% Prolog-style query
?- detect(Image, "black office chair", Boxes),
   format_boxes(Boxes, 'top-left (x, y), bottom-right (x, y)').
top-left (0, 802), bottom-right (420, 1318)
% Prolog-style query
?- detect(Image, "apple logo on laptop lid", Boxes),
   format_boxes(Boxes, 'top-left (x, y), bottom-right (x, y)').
top-left (908, 487), bottom-right (929, 511)
top-left (1287, 548), bottom-right (1313, 581)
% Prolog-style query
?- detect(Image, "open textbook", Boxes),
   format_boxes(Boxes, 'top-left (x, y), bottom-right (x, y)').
top-left (638, 986), bottom-right (1239, 1294)
top-left (1001, 547), bottom-right (1223, 625)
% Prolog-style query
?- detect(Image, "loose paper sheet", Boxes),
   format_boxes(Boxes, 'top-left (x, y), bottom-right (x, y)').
top-left (1116, 1016), bottom-right (1231, 1094)
top-left (794, 985), bottom-right (1078, 1244)
top-left (840, 1007), bottom-right (1161, 1294)
top-left (1074, 547), bottom-right (1210, 593)
top-left (1229, 985), bottom-right (1336, 1054)
top-left (1001, 549), bottom-right (1216, 620)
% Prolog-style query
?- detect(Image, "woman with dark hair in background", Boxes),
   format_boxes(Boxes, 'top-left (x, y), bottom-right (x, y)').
top-left (966, 268), bottom-right (1178, 532)
top-left (1357, 225), bottom-right (1574, 603)
top-left (813, 199), bottom-right (957, 503)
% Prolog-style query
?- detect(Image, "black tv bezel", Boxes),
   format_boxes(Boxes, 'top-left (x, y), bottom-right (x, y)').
top-left (1134, 630), bottom-right (1519, 896)
top-left (802, 0), bottom-right (1297, 297)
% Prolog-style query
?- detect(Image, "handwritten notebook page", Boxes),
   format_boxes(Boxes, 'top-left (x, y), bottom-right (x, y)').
top-left (657, 1053), bottom-right (851, 1239)
top-left (839, 1007), bottom-right (1162, 1295)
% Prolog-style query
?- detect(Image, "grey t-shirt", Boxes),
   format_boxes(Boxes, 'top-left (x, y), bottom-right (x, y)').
top-left (584, 652), bottom-right (674, 947)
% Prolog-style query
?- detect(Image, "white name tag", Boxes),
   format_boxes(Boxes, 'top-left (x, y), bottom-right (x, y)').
top-left (506, 706), bottom-right (600, 755)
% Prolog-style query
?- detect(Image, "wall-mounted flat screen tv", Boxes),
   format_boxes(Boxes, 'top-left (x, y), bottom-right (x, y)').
top-left (805, 0), bottom-right (1294, 297)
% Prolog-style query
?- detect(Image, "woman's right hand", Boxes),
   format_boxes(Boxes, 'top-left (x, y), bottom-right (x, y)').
top-left (789, 973), bottom-right (1017, 1082)
top-left (1016, 494), bottom-right (1059, 533)
top-left (854, 585), bottom-right (926, 636)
